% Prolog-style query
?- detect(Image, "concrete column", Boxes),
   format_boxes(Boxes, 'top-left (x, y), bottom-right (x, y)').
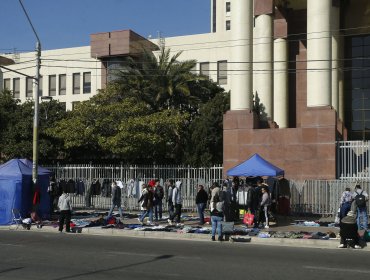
top-left (331, 6), bottom-right (340, 113)
top-left (307, 0), bottom-right (332, 107)
top-left (230, 0), bottom-right (253, 110)
top-left (253, 14), bottom-right (273, 119)
top-left (274, 38), bottom-right (288, 128)
top-left (338, 35), bottom-right (344, 121)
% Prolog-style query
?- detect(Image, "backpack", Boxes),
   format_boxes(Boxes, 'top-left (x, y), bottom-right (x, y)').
top-left (355, 190), bottom-right (366, 208)
top-left (213, 190), bottom-right (225, 213)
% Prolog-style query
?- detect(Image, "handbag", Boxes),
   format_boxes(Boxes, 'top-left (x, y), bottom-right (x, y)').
top-left (243, 211), bottom-right (254, 226)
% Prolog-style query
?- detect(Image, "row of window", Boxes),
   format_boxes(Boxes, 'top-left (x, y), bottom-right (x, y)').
top-left (212, 1), bottom-right (231, 32)
top-left (3, 72), bottom-right (91, 98)
top-left (198, 60), bottom-right (228, 85)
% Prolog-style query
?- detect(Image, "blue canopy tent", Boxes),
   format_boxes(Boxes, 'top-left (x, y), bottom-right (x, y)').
top-left (227, 153), bottom-right (284, 177)
top-left (0, 159), bottom-right (51, 225)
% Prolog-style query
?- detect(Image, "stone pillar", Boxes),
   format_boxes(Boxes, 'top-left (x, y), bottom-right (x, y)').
top-left (331, 5), bottom-right (340, 113)
top-left (254, 14), bottom-right (274, 119)
top-left (230, 0), bottom-right (253, 110)
top-left (307, 0), bottom-right (332, 107)
top-left (274, 38), bottom-right (288, 128)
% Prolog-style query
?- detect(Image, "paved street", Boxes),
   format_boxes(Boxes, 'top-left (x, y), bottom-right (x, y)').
top-left (0, 231), bottom-right (369, 280)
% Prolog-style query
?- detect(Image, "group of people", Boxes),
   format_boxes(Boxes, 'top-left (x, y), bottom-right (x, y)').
top-left (137, 179), bottom-right (183, 226)
top-left (196, 177), bottom-right (273, 241)
top-left (338, 184), bottom-right (369, 249)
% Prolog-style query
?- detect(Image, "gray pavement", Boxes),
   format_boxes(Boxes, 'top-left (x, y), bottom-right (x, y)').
top-left (2, 211), bottom-right (368, 251)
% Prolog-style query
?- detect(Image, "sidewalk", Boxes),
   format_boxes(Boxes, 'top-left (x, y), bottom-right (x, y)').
top-left (2, 211), bottom-right (369, 251)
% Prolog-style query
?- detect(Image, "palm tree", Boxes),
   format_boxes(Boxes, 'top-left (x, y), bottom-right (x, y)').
top-left (115, 47), bottom-right (200, 111)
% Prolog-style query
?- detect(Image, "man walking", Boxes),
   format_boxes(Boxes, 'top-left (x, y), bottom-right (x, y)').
top-left (168, 180), bottom-right (183, 225)
top-left (107, 181), bottom-right (124, 222)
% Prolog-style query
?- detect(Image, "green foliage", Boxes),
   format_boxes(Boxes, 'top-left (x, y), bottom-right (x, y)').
top-left (184, 91), bottom-right (230, 166)
top-left (0, 90), bottom-right (67, 162)
top-left (1, 47), bottom-right (229, 165)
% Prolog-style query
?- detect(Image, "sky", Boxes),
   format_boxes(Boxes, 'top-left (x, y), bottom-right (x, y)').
top-left (1, 0), bottom-right (210, 53)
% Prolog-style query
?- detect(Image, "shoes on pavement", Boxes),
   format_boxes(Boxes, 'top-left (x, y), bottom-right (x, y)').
top-left (354, 245), bottom-right (362, 249)
top-left (218, 237), bottom-right (224, 242)
top-left (211, 236), bottom-right (216, 241)
top-left (338, 244), bottom-right (346, 248)
top-left (147, 222), bottom-right (155, 226)
top-left (264, 225), bottom-right (269, 229)
top-left (167, 219), bottom-right (173, 225)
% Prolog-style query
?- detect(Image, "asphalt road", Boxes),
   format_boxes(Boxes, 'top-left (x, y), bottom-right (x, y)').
top-left (0, 231), bottom-right (369, 280)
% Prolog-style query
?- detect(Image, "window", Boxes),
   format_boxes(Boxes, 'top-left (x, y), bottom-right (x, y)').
top-left (13, 78), bottom-right (20, 98)
top-left (72, 101), bottom-right (80, 110)
top-left (49, 75), bottom-right (56, 96)
top-left (59, 102), bottom-right (66, 111)
top-left (200, 62), bottom-right (210, 78)
top-left (226, 20), bottom-right (231, 31)
top-left (73, 73), bottom-right (80, 94)
top-left (38, 76), bottom-right (43, 96)
top-left (345, 34), bottom-right (370, 140)
top-left (212, 0), bottom-right (216, 33)
top-left (59, 74), bottom-right (66, 95)
top-left (226, 2), bottom-right (231, 13)
top-left (83, 72), bottom-right (91, 94)
top-left (4, 78), bottom-right (10, 90)
top-left (217, 60), bottom-right (228, 85)
top-left (26, 77), bottom-right (33, 97)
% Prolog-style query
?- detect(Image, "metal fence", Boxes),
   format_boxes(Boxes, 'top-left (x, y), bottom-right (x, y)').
top-left (337, 141), bottom-right (370, 180)
top-left (46, 163), bottom-right (224, 212)
top-left (46, 163), bottom-right (370, 216)
top-left (289, 179), bottom-right (369, 216)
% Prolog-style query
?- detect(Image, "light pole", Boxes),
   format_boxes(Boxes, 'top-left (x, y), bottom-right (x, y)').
top-left (18, 0), bottom-right (41, 185)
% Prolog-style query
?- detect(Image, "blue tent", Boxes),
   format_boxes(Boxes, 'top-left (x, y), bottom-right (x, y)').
top-left (0, 159), bottom-right (51, 225)
top-left (227, 153), bottom-right (284, 177)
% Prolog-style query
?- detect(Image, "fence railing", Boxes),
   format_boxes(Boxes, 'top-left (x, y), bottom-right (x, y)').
top-left (46, 163), bottom-right (370, 216)
top-left (337, 140), bottom-right (370, 180)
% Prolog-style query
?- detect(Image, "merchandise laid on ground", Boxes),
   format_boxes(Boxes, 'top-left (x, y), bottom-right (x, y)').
top-left (4, 210), bottom-right (369, 250)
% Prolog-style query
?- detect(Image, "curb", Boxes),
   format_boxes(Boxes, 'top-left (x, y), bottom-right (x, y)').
top-left (2, 225), bottom-right (369, 251)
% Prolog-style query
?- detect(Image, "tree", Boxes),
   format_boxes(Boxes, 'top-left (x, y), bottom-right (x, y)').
top-left (47, 91), bottom-right (189, 163)
top-left (114, 47), bottom-right (201, 112)
top-left (0, 92), bottom-right (67, 162)
top-left (184, 91), bottom-right (230, 166)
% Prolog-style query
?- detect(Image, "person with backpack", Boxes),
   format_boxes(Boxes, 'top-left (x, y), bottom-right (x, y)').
top-left (107, 181), bottom-right (124, 222)
top-left (210, 182), bottom-right (224, 241)
top-left (338, 200), bottom-right (362, 249)
top-left (352, 184), bottom-right (368, 232)
top-left (153, 179), bottom-right (164, 221)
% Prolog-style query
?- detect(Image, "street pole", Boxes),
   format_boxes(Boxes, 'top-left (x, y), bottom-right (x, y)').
top-left (18, 0), bottom-right (41, 185)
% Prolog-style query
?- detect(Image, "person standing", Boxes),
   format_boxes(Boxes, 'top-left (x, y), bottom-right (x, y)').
top-left (338, 200), bottom-right (362, 249)
top-left (48, 176), bottom-right (57, 217)
top-left (138, 184), bottom-right (154, 225)
top-left (210, 183), bottom-right (224, 241)
top-left (58, 187), bottom-right (72, 233)
top-left (166, 179), bottom-right (175, 218)
top-left (153, 179), bottom-right (164, 221)
top-left (107, 181), bottom-right (124, 222)
top-left (259, 186), bottom-right (271, 229)
top-left (339, 187), bottom-right (352, 220)
top-left (195, 185), bottom-right (208, 225)
top-left (352, 184), bottom-right (368, 233)
top-left (168, 180), bottom-right (183, 225)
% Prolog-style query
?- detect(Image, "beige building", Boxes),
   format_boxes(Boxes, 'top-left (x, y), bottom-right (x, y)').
top-left (2, 0), bottom-right (370, 179)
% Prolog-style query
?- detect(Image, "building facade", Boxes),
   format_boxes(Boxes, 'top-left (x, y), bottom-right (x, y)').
top-left (1, 0), bottom-right (370, 179)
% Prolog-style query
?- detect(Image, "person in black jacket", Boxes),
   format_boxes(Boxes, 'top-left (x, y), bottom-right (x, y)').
top-left (195, 185), bottom-right (208, 225)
